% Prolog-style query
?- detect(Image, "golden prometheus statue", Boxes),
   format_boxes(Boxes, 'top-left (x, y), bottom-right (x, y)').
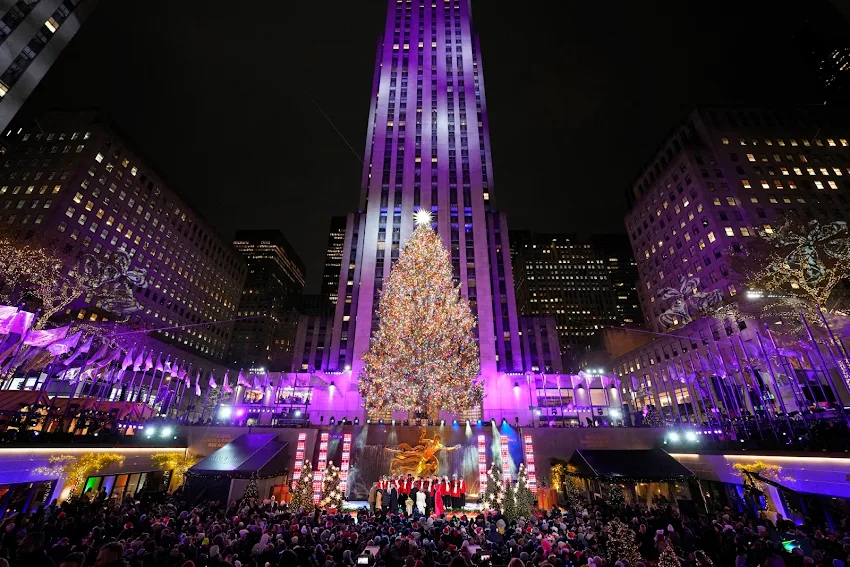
top-left (385, 429), bottom-right (461, 476)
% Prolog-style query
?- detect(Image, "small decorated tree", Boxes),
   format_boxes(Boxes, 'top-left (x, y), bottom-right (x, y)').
top-left (644, 405), bottom-right (663, 427)
top-left (290, 460), bottom-right (315, 513)
top-left (607, 518), bottom-right (642, 566)
top-left (241, 476), bottom-right (259, 507)
top-left (502, 481), bottom-right (517, 521)
top-left (512, 463), bottom-right (534, 519)
top-left (658, 545), bottom-right (682, 567)
top-left (563, 476), bottom-right (585, 510)
top-left (608, 482), bottom-right (625, 507)
top-left (320, 461), bottom-right (343, 511)
top-left (482, 462), bottom-right (503, 511)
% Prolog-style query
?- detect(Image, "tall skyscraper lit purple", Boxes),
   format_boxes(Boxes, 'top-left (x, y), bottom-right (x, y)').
top-left (316, 0), bottom-right (525, 419)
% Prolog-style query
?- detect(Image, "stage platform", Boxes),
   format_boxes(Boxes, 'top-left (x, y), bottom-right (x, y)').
top-left (342, 500), bottom-right (484, 513)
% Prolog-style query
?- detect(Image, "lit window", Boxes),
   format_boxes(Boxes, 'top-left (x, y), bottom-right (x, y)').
top-left (763, 224), bottom-right (773, 234)
top-left (828, 181), bottom-right (838, 189)
top-left (95, 153), bottom-right (104, 163)
top-left (750, 196), bottom-right (759, 203)
top-left (73, 192), bottom-right (83, 203)
top-left (721, 137), bottom-right (729, 145)
top-left (0, 83), bottom-right (8, 98)
top-left (746, 153), bottom-right (756, 162)
top-left (726, 197), bottom-right (736, 206)
top-left (742, 180), bottom-right (751, 188)
top-left (724, 227), bottom-right (734, 236)
top-left (840, 139), bottom-right (848, 147)
top-left (815, 181), bottom-right (824, 190)
top-left (707, 232), bottom-right (716, 243)
top-left (740, 227), bottom-right (751, 237)
top-left (774, 180), bottom-right (783, 189)
top-left (761, 180), bottom-right (770, 189)
top-left (44, 17), bottom-right (59, 33)
top-left (828, 139), bottom-right (836, 147)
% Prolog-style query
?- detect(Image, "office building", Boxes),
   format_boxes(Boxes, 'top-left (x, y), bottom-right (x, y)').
top-left (615, 105), bottom-right (850, 421)
top-left (321, 216), bottom-right (346, 307)
top-left (230, 230), bottom-right (305, 372)
top-left (0, 111), bottom-right (247, 359)
top-left (0, 0), bottom-right (97, 134)
top-left (510, 230), bottom-right (619, 371)
top-left (625, 106), bottom-right (850, 333)
top-left (589, 234), bottom-right (642, 328)
top-left (284, 0), bottom-right (574, 422)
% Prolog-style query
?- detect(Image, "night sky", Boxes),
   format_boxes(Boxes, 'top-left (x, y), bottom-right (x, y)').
top-left (19, 0), bottom-right (817, 291)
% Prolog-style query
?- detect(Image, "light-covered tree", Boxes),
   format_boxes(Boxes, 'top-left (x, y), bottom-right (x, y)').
top-left (359, 212), bottom-right (482, 415)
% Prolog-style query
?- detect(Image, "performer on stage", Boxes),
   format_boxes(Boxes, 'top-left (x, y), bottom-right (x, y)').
top-left (458, 474), bottom-right (466, 509)
top-left (451, 473), bottom-right (460, 510)
top-left (415, 481), bottom-right (426, 514)
top-left (441, 475), bottom-right (452, 512)
top-left (425, 475), bottom-right (435, 516)
top-left (434, 475), bottom-right (446, 516)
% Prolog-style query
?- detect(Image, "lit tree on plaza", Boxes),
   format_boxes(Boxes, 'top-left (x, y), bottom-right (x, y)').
top-left (359, 210), bottom-right (482, 416)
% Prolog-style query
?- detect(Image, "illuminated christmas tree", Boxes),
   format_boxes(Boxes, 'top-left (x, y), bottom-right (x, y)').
top-left (644, 405), bottom-right (663, 427)
top-left (482, 462), bottom-right (504, 511)
top-left (290, 460), bottom-right (315, 513)
top-left (606, 518), bottom-right (642, 566)
top-left (241, 475), bottom-right (259, 507)
top-left (320, 461), bottom-right (343, 511)
top-left (608, 482), bottom-right (625, 507)
top-left (504, 463), bottom-right (534, 521)
top-left (658, 545), bottom-right (682, 567)
top-left (360, 211), bottom-right (482, 415)
top-left (563, 476), bottom-right (585, 510)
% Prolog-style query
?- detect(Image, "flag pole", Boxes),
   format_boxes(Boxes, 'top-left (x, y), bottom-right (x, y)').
top-left (25, 353), bottom-right (60, 430)
top-left (200, 374), bottom-right (212, 422)
top-left (173, 363), bottom-right (191, 420)
top-left (119, 347), bottom-right (144, 423)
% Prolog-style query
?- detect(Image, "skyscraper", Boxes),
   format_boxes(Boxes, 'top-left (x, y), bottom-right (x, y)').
top-left (0, 0), bottom-right (97, 135)
top-left (795, 0), bottom-right (850, 103)
top-left (321, 216), bottom-right (346, 307)
top-left (510, 231), bottom-right (620, 371)
top-left (315, 0), bottom-right (527, 419)
top-left (230, 230), bottom-right (305, 372)
top-left (589, 234), bottom-right (642, 328)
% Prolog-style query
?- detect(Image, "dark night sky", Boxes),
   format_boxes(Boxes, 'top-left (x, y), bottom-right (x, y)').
top-left (19, 0), bottom-right (817, 292)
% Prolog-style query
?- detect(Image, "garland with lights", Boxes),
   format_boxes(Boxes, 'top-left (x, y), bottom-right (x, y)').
top-left (320, 461), bottom-right (343, 511)
top-left (52, 452), bottom-right (125, 495)
top-left (658, 542), bottom-right (682, 567)
top-left (359, 212), bottom-right (482, 416)
top-left (643, 405), bottom-right (663, 427)
top-left (607, 482), bottom-right (625, 507)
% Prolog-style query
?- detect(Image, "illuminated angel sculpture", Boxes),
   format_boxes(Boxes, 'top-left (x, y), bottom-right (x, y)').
top-left (657, 276), bottom-right (723, 328)
top-left (80, 251), bottom-right (147, 314)
top-left (385, 429), bottom-right (461, 476)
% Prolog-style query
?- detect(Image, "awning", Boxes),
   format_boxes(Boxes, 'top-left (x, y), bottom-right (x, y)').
top-left (190, 433), bottom-right (289, 479)
top-left (559, 449), bottom-right (695, 482)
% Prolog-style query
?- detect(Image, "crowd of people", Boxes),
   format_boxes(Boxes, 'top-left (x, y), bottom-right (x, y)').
top-left (0, 479), bottom-right (844, 567)
top-left (367, 475), bottom-right (467, 517)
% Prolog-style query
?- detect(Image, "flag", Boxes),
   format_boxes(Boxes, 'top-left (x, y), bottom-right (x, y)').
top-left (208, 372), bottom-right (217, 389)
top-left (113, 368), bottom-right (126, 384)
top-left (223, 370), bottom-right (232, 394)
top-left (144, 351), bottom-right (154, 371)
top-left (0, 306), bottom-right (18, 335)
top-left (95, 347), bottom-right (122, 368)
top-left (23, 324), bottom-right (70, 347)
top-left (184, 372), bottom-right (191, 388)
top-left (164, 360), bottom-right (172, 374)
top-left (63, 335), bottom-right (94, 366)
top-left (252, 375), bottom-right (261, 390)
top-left (132, 348), bottom-right (145, 372)
top-left (177, 364), bottom-right (187, 379)
top-left (47, 330), bottom-right (82, 357)
top-left (7, 310), bottom-right (34, 336)
top-left (237, 370), bottom-right (249, 388)
top-left (155, 355), bottom-right (164, 373)
top-left (121, 347), bottom-right (134, 371)
top-left (87, 343), bottom-right (109, 365)
top-left (194, 372), bottom-right (201, 396)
